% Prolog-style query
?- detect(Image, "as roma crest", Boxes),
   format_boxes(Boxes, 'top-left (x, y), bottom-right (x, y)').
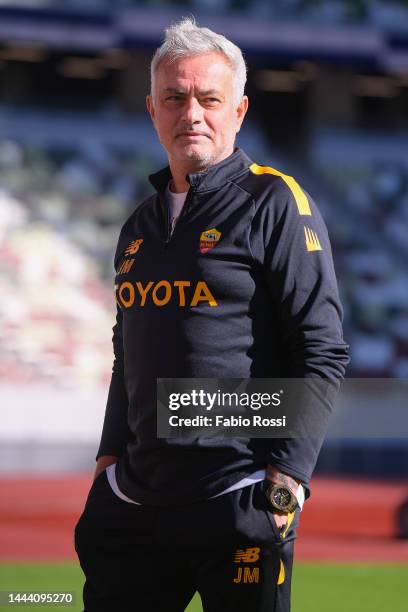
top-left (199, 228), bottom-right (221, 254)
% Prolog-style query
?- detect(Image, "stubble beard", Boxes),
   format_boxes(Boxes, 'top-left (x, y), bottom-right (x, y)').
top-left (182, 149), bottom-right (214, 170)
top-left (177, 143), bottom-right (226, 172)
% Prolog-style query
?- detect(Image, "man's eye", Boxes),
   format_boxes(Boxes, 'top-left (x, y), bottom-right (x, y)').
top-left (166, 96), bottom-right (183, 101)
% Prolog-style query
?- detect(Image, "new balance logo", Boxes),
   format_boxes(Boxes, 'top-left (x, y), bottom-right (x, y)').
top-left (304, 227), bottom-right (322, 252)
top-left (125, 239), bottom-right (144, 256)
top-left (234, 547), bottom-right (260, 563)
top-left (117, 259), bottom-right (135, 275)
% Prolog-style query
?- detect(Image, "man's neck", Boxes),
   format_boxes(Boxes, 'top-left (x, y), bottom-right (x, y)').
top-left (168, 161), bottom-right (205, 193)
top-left (168, 175), bottom-right (189, 194)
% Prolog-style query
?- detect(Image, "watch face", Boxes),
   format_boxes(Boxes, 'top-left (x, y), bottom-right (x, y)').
top-left (272, 487), bottom-right (292, 508)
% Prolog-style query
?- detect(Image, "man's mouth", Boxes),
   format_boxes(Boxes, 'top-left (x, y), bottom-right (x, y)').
top-left (177, 132), bottom-right (210, 139)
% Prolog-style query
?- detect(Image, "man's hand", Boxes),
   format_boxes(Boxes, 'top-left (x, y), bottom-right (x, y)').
top-left (266, 465), bottom-right (300, 530)
top-left (272, 513), bottom-right (289, 530)
top-left (266, 465), bottom-right (300, 492)
top-left (94, 455), bottom-right (118, 481)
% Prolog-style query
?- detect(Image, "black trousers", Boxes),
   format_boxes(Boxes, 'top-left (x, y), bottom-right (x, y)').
top-left (74, 471), bottom-right (298, 612)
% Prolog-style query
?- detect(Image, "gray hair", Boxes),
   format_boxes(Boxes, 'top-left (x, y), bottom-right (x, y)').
top-left (150, 17), bottom-right (247, 105)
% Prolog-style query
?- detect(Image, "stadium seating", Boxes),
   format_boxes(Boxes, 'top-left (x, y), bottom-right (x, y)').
top-left (0, 110), bottom-right (407, 387)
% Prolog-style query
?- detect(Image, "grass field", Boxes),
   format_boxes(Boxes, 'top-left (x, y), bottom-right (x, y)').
top-left (0, 562), bottom-right (406, 611)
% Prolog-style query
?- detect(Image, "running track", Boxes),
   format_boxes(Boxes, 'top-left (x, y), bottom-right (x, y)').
top-left (1, 476), bottom-right (407, 562)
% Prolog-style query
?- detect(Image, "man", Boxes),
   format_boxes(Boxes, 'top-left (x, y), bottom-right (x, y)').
top-left (75, 17), bottom-right (349, 612)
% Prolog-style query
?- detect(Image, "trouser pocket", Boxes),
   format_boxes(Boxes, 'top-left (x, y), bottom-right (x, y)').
top-left (227, 481), bottom-right (282, 547)
top-left (251, 481), bottom-right (299, 545)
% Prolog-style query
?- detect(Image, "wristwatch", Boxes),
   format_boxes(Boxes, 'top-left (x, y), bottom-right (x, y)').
top-left (264, 483), bottom-right (299, 513)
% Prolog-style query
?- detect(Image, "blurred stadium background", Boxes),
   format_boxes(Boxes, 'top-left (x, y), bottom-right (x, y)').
top-left (0, 1), bottom-right (407, 610)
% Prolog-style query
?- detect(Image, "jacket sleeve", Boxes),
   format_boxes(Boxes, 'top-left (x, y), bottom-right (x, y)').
top-left (250, 180), bottom-right (350, 487)
top-left (95, 304), bottom-right (133, 461)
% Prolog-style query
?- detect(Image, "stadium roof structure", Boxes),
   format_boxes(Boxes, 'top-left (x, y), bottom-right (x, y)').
top-left (0, 3), bottom-right (407, 71)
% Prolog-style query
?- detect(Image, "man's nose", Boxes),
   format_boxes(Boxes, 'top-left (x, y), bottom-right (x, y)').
top-left (181, 97), bottom-right (203, 124)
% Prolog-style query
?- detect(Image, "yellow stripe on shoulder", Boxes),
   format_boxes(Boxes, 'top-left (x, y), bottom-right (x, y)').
top-left (249, 162), bottom-right (312, 216)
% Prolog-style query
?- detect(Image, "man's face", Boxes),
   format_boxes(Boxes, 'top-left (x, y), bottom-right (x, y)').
top-left (146, 52), bottom-right (248, 170)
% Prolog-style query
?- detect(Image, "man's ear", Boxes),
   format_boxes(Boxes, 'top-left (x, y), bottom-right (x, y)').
top-left (146, 94), bottom-right (155, 125)
top-left (235, 95), bottom-right (249, 133)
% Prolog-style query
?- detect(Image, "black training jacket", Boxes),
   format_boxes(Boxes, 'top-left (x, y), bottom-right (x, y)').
top-left (96, 147), bottom-right (349, 506)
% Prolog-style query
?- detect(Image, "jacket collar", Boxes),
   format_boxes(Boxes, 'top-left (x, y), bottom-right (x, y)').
top-left (148, 148), bottom-right (252, 194)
